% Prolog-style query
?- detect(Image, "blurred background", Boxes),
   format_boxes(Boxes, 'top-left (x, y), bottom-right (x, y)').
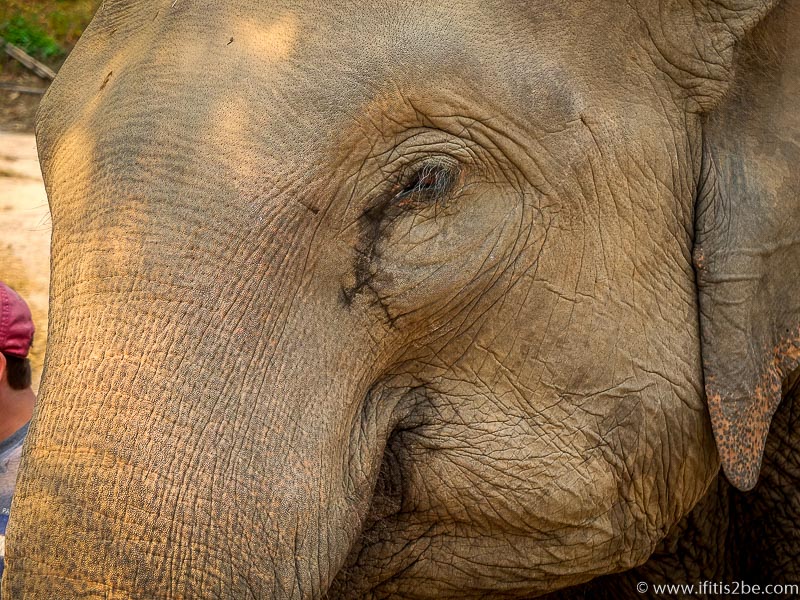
top-left (0, 0), bottom-right (101, 389)
top-left (1, 0), bottom-right (100, 130)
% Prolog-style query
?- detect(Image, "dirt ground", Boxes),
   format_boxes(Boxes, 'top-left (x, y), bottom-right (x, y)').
top-left (0, 131), bottom-right (51, 392)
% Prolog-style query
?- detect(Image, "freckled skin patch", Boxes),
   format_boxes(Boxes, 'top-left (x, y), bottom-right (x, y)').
top-left (706, 327), bottom-right (800, 491)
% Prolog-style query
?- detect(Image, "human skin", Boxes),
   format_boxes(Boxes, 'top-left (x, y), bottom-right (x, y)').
top-left (3, 0), bottom-right (799, 598)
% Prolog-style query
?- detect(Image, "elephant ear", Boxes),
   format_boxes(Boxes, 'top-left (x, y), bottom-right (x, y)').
top-left (694, 1), bottom-right (800, 491)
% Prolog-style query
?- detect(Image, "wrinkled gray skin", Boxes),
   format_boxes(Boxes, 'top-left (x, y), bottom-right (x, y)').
top-left (4, 1), bottom-right (800, 598)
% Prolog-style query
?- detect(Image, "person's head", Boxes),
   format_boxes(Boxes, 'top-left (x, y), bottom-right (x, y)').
top-left (0, 282), bottom-right (35, 392)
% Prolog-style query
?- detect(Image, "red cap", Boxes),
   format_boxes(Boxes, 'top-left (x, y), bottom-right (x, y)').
top-left (0, 282), bottom-right (34, 358)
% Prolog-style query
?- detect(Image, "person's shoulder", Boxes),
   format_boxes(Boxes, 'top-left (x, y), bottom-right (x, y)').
top-left (0, 421), bottom-right (30, 459)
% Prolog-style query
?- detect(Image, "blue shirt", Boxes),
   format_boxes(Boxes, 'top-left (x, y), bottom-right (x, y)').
top-left (0, 421), bottom-right (30, 578)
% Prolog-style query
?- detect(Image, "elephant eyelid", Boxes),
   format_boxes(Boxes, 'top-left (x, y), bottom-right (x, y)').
top-left (393, 161), bottom-right (461, 208)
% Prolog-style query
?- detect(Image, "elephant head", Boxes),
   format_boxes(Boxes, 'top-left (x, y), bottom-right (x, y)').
top-left (4, 0), bottom-right (799, 598)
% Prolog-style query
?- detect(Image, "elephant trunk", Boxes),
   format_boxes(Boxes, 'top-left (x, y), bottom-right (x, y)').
top-left (3, 262), bottom-right (393, 598)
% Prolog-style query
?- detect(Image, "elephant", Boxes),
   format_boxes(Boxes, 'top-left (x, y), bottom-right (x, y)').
top-left (3, 0), bottom-right (799, 598)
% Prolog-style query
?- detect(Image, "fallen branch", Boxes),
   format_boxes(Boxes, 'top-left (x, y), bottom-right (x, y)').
top-left (0, 37), bottom-right (56, 81)
top-left (0, 82), bottom-right (47, 95)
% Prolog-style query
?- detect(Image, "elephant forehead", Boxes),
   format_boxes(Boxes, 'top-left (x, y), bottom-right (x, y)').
top-left (39, 0), bottom-right (674, 210)
top-left (64, 0), bottom-right (633, 141)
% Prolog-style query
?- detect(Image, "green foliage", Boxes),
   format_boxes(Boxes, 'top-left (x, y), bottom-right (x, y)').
top-left (0, 1), bottom-right (102, 65)
top-left (0, 14), bottom-right (64, 60)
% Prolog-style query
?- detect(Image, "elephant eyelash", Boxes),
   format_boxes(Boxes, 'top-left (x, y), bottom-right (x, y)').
top-left (392, 161), bottom-right (460, 209)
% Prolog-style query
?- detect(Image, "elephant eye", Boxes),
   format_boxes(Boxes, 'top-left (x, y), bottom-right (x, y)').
top-left (394, 161), bottom-right (459, 208)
